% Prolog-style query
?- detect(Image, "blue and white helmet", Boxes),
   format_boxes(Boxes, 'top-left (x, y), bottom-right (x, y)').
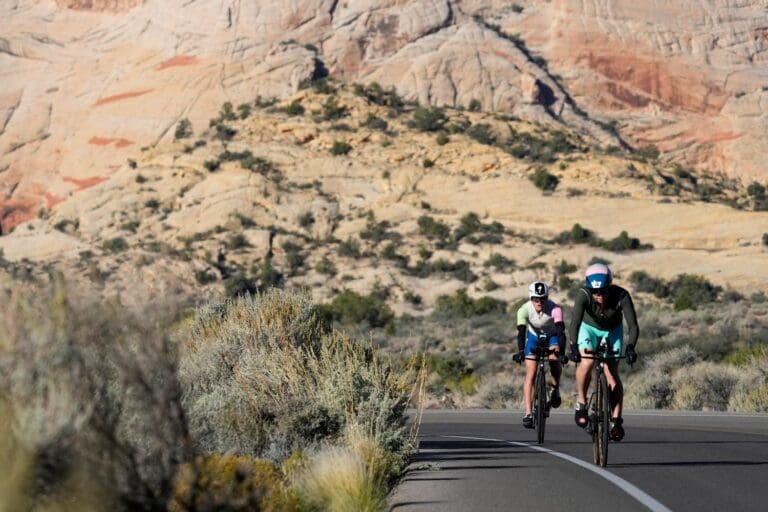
top-left (585, 263), bottom-right (612, 290)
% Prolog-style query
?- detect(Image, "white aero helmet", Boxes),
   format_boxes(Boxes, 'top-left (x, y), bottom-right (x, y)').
top-left (528, 281), bottom-right (549, 299)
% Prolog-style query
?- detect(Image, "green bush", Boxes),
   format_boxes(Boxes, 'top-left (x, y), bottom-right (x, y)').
top-left (330, 140), bottom-right (352, 155)
top-left (530, 167), bottom-right (559, 192)
top-left (422, 158), bottom-right (435, 168)
top-left (298, 212), bottom-right (315, 229)
top-left (353, 82), bottom-right (404, 109)
top-left (102, 237), bottom-right (128, 253)
top-left (338, 238), bottom-right (362, 258)
top-left (321, 97), bottom-right (348, 121)
top-left (669, 274), bottom-right (721, 310)
top-left (285, 100), bottom-right (305, 116)
top-left (468, 99), bottom-right (482, 112)
top-left (434, 288), bottom-right (506, 318)
top-left (411, 107), bottom-right (447, 132)
top-left (466, 123), bottom-right (495, 145)
top-left (436, 133), bottom-right (449, 145)
top-left (195, 269), bottom-right (218, 285)
top-left (362, 114), bottom-right (388, 131)
top-left (601, 231), bottom-right (653, 252)
top-left (224, 272), bottom-right (258, 297)
top-left (315, 256), bottom-right (337, 277)
top-left (629, 270), bottom-right (668, 297)
top-left (319, 290), bottom-right (394, 328)
top-left (174, 118), bottom-right (193, 139)
top-left (483, 253), bottom-right (515, 271)
top-left (417, 215), bottom-right (450, 242)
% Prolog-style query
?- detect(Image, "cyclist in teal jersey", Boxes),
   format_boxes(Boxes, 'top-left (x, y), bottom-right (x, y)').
top-left (514, 281), bottom-right (568, 429)
top-left (568, 264), bottom-right (638, 441)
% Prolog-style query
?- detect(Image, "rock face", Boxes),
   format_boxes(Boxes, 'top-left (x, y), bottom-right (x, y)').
top-left (1, 0), bottom-right (767, 232)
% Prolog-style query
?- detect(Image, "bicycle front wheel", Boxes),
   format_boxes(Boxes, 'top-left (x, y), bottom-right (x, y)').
top-left (596, 372), bottom-right (610, 466)
top-left (534, 365), bottom-right (547, 444)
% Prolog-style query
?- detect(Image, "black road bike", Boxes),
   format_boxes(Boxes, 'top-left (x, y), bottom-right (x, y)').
top-left (582, 337), bottom-right (627, 467)
top-left (531, 333), bottom-right (559, 444)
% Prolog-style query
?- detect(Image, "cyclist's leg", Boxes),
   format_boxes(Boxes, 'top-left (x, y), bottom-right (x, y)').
top-left (522, 331), bottom-right (538, 419)
top-left (575, 323), bottom-right (601, 404)
top-left (603, 325), bottom-right (624, 419)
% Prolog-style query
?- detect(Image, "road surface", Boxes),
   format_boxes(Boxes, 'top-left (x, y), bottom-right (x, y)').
top-left (390, 410), bottom-right (768, 511)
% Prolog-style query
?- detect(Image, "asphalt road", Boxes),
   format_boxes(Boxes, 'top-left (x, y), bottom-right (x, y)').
top-left (390, 410), bottom-right (768, 512)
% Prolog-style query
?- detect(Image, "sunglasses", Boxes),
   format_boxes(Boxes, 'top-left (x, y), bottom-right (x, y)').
top-left (590, 288), bottom-right (607, 296)
top-left (531, 297), bottom-right (547, 302)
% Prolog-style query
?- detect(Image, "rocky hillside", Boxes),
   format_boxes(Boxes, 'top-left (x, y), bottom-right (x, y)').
top-left (2, 0), bottom-right (767, 234)
top-left (1, 82), bottom-right (765, 312)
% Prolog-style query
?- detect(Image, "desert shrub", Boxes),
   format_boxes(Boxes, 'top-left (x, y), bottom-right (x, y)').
top-left (454, 212), bottom-right (482, 240)
top-left (421, 259), bottom-right (477, 283)
top-left (213, 122), bottom-right (237, 141)
top-left (762, 233), bottom-right (768, 246)
top-left (285, 100), bottom-right (305, 116)
top-left (298, 211), bottom-right (315, 229)
top-left (625, 346), bottom-right (698, 409)
top-left (483, 253), bottom-right (515, 271)
top-left (467, 98), bottom-right (482, 112)
top-left (601, 230), bottom-right (653, 252)
top-left (411, 107), bottom-right (447, 132)
top-left (102, 236), bottom-right (128, 253)
top-left (422, 158), bottom-right (434, 168)
top-left (466, 123), bottom-right (495, 145)
top-left (669, 274), bottom-right (721, 310)
top-left (224, 272), bottom-right (258, 297)
top-left (629, 270), bottom-right (669, 297)
top-left (330, 140), bottom-right (352, 155)
top-left (434, 288), bottom-right (506, 318)
top-left (174, 118), bottom-right (193, 139)
top-left (254, 257), bottom-right (283, 289)
top-left (226, 233), bottom-right (250, 250)
top-left (255, 96), bottom-right (278, 108)
top-left (282, 241), bottom-right (305, 274)
top-left (237, 103), bottom-right (252, 119)
top-left (530, 167), bottom-right (559, 192)
top-left (195, 269), bottom-right (218, 285)
top-left (361, 114), bottom-right (388, 131)
top-left (0, 277), bottom-right (194, 511)
top-left (338, 237), bottom-right (362, 258)
top-left (352, 82), bottom-right (403, 109)
top-left (633, 144), bottom-right (660, 161)
top-left (320, 97), bottom-right (348, 121)
top-left (169, 454), bottom-right (298, 512)
top-left (417, 215), bottom-right (450, 242)
top-left (671, 362), bottom-right (739, 411)
top-left (203, 159), bottom-right (220, 172)
top-left (315, 256), bottom-right (337, 277)
top-left (435, 133), bottom-right (449, 145)
top-left (180, 290), bottom-right (419, 462)
top-left (478, 374), bottom-right (524, 408)
top-left (360, 212), bottom-right (400, 244)
top-left (555, 259), bottom-right (577, 275)
top-left (426, 355), bottom-right (475, 394)
top-left (319, 290), bottom-right (394, 328)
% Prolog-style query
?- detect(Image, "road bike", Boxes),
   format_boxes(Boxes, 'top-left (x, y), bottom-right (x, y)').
top-left (582, 337), bottom-right (626, 467)
top-left (530, 333), bottom-right (558, 444)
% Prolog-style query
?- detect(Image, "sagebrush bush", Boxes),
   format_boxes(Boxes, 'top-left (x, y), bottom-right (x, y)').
top-left (180, 290), bottom-right (419, 462)
top-left (625, 346), bottom-right (698, 409)
top-left (671, 362), bottom-right (739, 410)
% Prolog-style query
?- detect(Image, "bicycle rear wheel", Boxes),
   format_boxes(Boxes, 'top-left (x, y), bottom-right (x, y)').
top-left (596, 372), bottom-right (610, 466)
top-left (534, 366), bottom-right (547, 444)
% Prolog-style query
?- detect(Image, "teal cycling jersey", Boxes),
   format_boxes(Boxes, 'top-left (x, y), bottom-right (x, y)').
top-left (568, 285), bottom-right (639, 347)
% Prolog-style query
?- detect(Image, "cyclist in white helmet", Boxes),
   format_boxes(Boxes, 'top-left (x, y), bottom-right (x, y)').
top-left (513, 281), bottom-right (568, 429)
top-left (568, 263), bottom-right (639, 441)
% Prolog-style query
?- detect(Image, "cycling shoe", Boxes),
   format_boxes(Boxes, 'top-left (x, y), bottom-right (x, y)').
top-left (610, 417), bottom-right (625, 441)
top-left (574, 403), bottom-right (588, 428)
top-left (522, 415), bottom-right (534, 429)
top-left (549, 388), bottom-right (561, 409)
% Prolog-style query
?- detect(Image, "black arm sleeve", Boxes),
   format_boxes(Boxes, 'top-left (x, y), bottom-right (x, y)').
top-left (555, 321), bottom-right (566, 351)
top-left (568, 289), bottom-right (588, 345)
top-left (516, 325), bottom-right (526, 352)
top-left (620, 292), bottom-right (640, 346)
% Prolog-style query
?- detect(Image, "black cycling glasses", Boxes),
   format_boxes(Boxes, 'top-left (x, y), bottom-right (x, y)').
top-left (590, 288), bottom-right (607, 296)
top-left (531, 296), bottom-right (547, 302)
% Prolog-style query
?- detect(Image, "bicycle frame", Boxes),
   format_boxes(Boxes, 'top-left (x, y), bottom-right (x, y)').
top-left (582, 337), bottom-right (624, 467)
top-left (530, 332), bottom-right (557, 444)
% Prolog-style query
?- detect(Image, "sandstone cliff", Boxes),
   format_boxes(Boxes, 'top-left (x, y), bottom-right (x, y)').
top-left (1, 0), bottom-right (766, 234)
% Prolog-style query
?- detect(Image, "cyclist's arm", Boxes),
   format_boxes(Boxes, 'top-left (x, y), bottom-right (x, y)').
top-left (568, 289), bottom-right (588, 344)
top-left (620, 292), bottom-right (639, 346)
top-left (555, 321), bottom-right (566, 352)
top-left (516, 303), bottom-right (529, 352)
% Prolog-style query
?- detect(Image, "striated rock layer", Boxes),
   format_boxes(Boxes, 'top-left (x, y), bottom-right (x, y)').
top-left (1, 0), bottom-right (767, 232)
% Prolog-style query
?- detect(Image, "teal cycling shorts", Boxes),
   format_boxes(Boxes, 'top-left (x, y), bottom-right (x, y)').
top-left (577, 323), bottom-right (623, 355)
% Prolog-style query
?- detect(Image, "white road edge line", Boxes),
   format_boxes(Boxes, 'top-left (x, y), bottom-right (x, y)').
top-left (443, 435), bottom-right (673, 512)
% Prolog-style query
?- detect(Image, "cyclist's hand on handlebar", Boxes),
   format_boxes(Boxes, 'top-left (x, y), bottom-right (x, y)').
top-left (513, 351), bottom-right (524, 364)
top-left (625, 344), bottom-right (637, 365)
top-left (558, 351), bottom-right (569, 365)
top-left (568, 343), bottom-right (581, 363)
